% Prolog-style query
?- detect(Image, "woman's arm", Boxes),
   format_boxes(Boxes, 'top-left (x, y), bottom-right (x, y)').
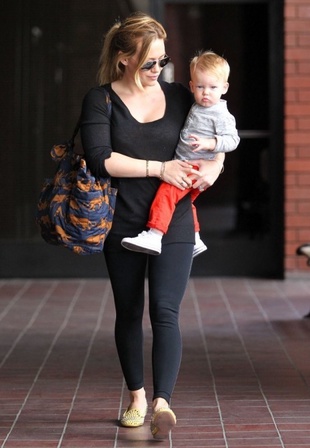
top-left (105, 153), bottom-right (199, 189)
top-left (104, 152), bottom-right (161, 178)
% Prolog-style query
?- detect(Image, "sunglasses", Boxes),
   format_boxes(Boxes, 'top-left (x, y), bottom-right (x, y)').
top-left (140, 56), bottom-right (171, 71)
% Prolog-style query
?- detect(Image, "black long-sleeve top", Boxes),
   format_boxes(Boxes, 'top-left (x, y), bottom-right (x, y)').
top-left (80, 81), bottom-right (195, 244)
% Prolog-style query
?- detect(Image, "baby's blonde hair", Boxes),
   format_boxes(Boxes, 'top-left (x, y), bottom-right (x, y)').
top-left (190, 50), bottom-right (230, 82)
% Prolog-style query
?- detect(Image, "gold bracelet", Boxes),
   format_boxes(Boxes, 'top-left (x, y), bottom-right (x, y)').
top-left (159, 161), bottom-right (166, 180)
top-left (146, 160), bottom-right (149, 177)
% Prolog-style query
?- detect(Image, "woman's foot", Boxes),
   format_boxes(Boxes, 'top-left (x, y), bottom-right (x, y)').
top-left (120, 407), bottom-right (148, 427)
top-left (150, 398), bottom-right (177, 440)
top-left (120, 389), bottom-right (148, 428)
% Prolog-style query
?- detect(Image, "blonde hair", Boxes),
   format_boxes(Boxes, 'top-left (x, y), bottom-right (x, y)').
top-left (97, 12), bottom-right (167, 88)
top-left (190, 50), bottom-right (230, 82)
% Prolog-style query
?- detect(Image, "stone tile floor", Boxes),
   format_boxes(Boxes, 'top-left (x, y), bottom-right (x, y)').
top-left (0, 276), bottom-right (310, 447)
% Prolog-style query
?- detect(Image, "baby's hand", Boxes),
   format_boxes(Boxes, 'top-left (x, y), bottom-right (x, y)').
top-left (188, 134), bottom-right (216, 152)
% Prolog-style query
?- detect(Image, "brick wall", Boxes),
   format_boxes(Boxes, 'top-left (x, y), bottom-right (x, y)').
top-left (285, 0), bottom-right (310, 272)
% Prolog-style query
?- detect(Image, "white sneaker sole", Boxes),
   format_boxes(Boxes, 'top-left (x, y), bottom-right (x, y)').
top-left (193, 244), bottom-right (207, 258)
top-left (121, 238), bottom-right (161, 255)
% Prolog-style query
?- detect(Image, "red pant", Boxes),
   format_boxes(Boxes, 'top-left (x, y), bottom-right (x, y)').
top-left (147, 182), bottom-right (201, 234)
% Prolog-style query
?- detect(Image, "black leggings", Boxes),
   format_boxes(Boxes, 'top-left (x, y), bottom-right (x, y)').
top-left (104, 238), bottom-right (193, 403)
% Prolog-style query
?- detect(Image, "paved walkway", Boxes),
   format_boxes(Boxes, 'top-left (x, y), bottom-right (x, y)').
top-left (0, 276), bottom-right (310, 447)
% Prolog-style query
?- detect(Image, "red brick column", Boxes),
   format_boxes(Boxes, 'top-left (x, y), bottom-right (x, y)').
top-left (285, 0), bottom-right (310, 272)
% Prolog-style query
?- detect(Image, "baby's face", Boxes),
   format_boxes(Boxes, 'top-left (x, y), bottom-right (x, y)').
top-left (189, 69), bottom-right (229, 108)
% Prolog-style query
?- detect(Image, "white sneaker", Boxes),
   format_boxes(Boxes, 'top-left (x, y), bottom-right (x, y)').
top-left (193, 234), bottom-right (207, 258)
top-left (121, 231), bottom-right (162, 255)
top-left (296, 244), bottom-right (310, 258)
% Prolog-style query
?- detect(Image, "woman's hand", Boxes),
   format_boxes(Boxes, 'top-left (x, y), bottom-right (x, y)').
top-left (190, 154), bottom-right (225, 192)
top-left (162, 159), bottom-right (200, 190)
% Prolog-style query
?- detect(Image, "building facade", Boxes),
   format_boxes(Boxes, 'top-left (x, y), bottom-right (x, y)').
top-left (284, 0), bottom-right (310, 272)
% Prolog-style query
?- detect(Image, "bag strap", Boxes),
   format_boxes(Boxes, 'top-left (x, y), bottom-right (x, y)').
top-left (70, 118), bottom-right (81, 145)
top-left (103, 87), bottom-right (112, 119)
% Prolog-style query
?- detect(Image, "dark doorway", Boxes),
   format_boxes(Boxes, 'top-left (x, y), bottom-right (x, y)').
top-left (0, 0), bottom-right (133, 278)
top-left (161, 1), bottom-right (284, 277)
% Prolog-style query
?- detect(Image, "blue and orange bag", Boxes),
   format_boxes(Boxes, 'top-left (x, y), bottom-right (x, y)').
top-left (36, 90), bottom-right (117, 255)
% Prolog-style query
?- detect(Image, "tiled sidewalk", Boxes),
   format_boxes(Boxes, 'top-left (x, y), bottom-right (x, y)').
top-left (0, 277), bottom-right (310, 447)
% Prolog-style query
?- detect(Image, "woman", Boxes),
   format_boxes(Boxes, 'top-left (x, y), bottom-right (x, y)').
top-left (80, 12), bottom-right (224, 440)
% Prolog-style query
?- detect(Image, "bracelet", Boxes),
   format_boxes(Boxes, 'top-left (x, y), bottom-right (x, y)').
top-left (146, 160), bottom-right (149, 177)
top-left (159, 161), bottom-right (166, 180)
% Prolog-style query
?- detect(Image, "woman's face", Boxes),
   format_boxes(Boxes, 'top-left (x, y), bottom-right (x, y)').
top-left (128, 38), bottom-right (167, 88)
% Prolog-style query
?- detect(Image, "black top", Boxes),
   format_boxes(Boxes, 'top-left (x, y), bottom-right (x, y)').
top-left (80, 81), bottom-right (195, 243)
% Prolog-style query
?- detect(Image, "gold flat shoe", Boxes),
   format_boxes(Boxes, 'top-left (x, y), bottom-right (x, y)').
top-left (150, 407), bottom-right (177, 440)
top-left (120, 406), bottom-right (148, 428)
